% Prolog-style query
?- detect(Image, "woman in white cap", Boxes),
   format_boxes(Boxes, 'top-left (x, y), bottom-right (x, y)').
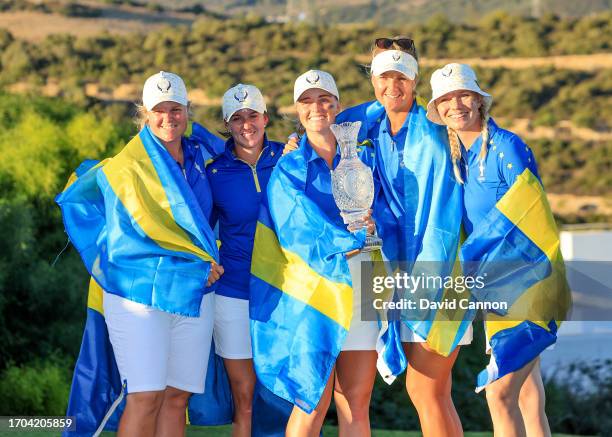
top-left (335, 38), bottom-right (467, 437)
top-left (427, 63), bottom-right (552, 437)
top-left (71, 70), bottom-right (224, 437)
top-left (284, 39), bottom-right (467, 436)
top-left (205, 83), bottom-right (284, 436)
top-left (260, 69), bottom-right (381, 436)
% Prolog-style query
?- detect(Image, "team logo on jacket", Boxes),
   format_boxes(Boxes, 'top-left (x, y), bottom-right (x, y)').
top-left (234, 88), bottom-right (248, 102)
top-left (157, 78), bottom-right (171, 93)
top-left (305, 71), bottom-right (320, 84)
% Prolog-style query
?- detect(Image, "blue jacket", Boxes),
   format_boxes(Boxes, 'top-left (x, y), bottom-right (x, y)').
top-left (207, 137), bottom-right (284, 299)
top-left (460, 117), bottom-right (541, 235)
top-left (337, 100), bottom-right (462, 266)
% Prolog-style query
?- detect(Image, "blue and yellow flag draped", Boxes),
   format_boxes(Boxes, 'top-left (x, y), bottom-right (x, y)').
top-left (461, 168), bottom-right (571, 391)
top-left (57, 124), bottom-right (232, 435)
top-left (249, 142), bottom-right (367, 413)
top-left (62, 280), bottom-right (233, 436)
top-left (338, 100), bottom-right (467, 358)
top-left (56, 124), bottom-right (219, 316)
top-left (63, 279), bottom-right (124, 436)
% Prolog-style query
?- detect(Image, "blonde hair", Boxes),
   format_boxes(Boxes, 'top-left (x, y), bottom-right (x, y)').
top-left (448, 98), bottom-right (490, 184)
top-left (133, 102), bottom-right (193, 130)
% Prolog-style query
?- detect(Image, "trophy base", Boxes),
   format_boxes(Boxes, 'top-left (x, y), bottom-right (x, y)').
top-left (361, 234), bottom-right (383, 252)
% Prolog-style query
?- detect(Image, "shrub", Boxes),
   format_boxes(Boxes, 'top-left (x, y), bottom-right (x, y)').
top-left (0, 359), bottom-right (71, 415)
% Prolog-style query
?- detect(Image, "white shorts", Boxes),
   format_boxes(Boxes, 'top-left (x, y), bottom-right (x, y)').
top-left (401, 321), bottom-right (473, 345)
top-left (343, 252), bottom-right (380, 351)
top-left (378, 249), bottom-right (473, 346)
top-left (103, 291), bottom-right (214, 394)
top-left (213, 295), bottom-right (252, 359)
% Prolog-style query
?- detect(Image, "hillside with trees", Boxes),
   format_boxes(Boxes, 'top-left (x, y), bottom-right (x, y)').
top-left (0, 8), bottom-right (610, 434)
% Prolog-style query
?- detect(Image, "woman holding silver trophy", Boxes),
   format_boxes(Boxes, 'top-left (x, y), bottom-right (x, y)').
top-left (287, 69), bottom-right (382, 436)
top-left (250, 69), bottom-right (386, 437)
top-left (283, 38), bottom-right (468, 436)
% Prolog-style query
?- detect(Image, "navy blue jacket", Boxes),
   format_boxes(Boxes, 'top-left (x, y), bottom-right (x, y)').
top-left (206, 137), bottom-right (283, 299)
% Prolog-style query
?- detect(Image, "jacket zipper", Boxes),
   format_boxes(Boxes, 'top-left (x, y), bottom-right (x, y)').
top-left (235, 146), bottom-right (267, 193)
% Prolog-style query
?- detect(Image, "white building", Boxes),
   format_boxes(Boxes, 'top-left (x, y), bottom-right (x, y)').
top-left (541, 225), bottom-right (612, 375)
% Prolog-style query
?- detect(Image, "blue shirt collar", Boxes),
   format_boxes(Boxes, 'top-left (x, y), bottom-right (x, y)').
top-left (301, 134), bottom-right (341, 164)
top-left (487, 117), bottom-right (500, 139)
top-left (381, 100), bottom-right (418, 136)
top-left (462, 117), bottom-right (500, 158)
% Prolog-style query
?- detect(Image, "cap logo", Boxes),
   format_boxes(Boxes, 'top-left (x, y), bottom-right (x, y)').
top-left (234, 88), bottom-right (248, 103)
top-left (156, 78), bottom-right (171, 93)
top-left (305, 71), bottom-right (320, 84)
top-left (441, 66), bottom-right (453, 77)
top-left (392, 52), bottom-right (401, 62)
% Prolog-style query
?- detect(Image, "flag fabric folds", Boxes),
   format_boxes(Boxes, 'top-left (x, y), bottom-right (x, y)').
top-left (337, 100), bottom-right (466, 358)
top-left (63, 280), bottom-right (233, 437)
top-left (249, 143), bottom-right (367, 413)
top-left (461, 168), bottom-right (572, 391)
top-left (63, 279), bottom-right (124, 437)
top-left (56, 124), bottom-right (219, 316)
top-left (57, 124), bottom-right (232, 435)
top-left (251, 382), bottom-right (294, 436)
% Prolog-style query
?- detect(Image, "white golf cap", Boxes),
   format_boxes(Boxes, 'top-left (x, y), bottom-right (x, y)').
top-left (293, 70), bottom-right (339, 102)
top-left (371, 50), bottom-right (418, 80)
top-left (142, 71), bottom-right (188, 111)
top-left (222, 84), bottom-right (267, 121)
top-left (426, 63), bottom-right (493, 125)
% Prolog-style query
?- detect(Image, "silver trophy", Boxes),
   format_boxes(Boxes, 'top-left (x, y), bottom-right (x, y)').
top-left (331, 121), bottom-right (382, 252)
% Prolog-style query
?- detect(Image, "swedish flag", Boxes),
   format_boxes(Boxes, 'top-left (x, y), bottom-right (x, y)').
top-left (249, 142), bottom-right (370, 413)
top-left (56, 125), bottom-right (219, 316)
top-left (337, 100), bottom-right (467, 358)
top-left (461, 168), bottom-right (572, 391)
top-left (57, 125), bottom-right (231, 435)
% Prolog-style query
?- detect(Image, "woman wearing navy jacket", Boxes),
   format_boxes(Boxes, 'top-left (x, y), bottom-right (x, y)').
top-left (427, 63), bottom-right (551, 437)
top-left (205, 83), bottom-right (284, 437)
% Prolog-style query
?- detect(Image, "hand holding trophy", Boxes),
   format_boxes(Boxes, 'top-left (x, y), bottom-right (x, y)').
top-left (330, 121), bottom-right (383, 252)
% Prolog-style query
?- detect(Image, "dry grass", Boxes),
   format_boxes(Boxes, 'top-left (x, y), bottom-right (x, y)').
top-left (1, 8), bottom-right (610, 73)
top-left (0, 6), bottom-right (193, 41)
top-left (547, 193), bottom-right (612, 219)
top-left (355, 53), bottom-right (612, 72)
top-left (422, 53), bottom-right (612, 71)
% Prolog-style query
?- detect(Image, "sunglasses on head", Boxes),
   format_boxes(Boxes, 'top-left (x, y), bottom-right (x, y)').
top-left (374, 37), bottom-right (415, 52)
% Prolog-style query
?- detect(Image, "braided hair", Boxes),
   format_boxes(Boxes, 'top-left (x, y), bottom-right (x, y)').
top-left (447, 96), bottom-right (490, 184)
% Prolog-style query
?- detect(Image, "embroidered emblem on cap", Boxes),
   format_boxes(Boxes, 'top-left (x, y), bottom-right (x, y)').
top-left (234, 88), bottom-right (248, 103)
top-left (442, 66), bottom-right (453, 77)
top-left (305, 71), bottom-right (320, 84)
top-left (392, 52), bottom-right (401, 62)
top-left (157, 78), bottom-right (171, 93)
